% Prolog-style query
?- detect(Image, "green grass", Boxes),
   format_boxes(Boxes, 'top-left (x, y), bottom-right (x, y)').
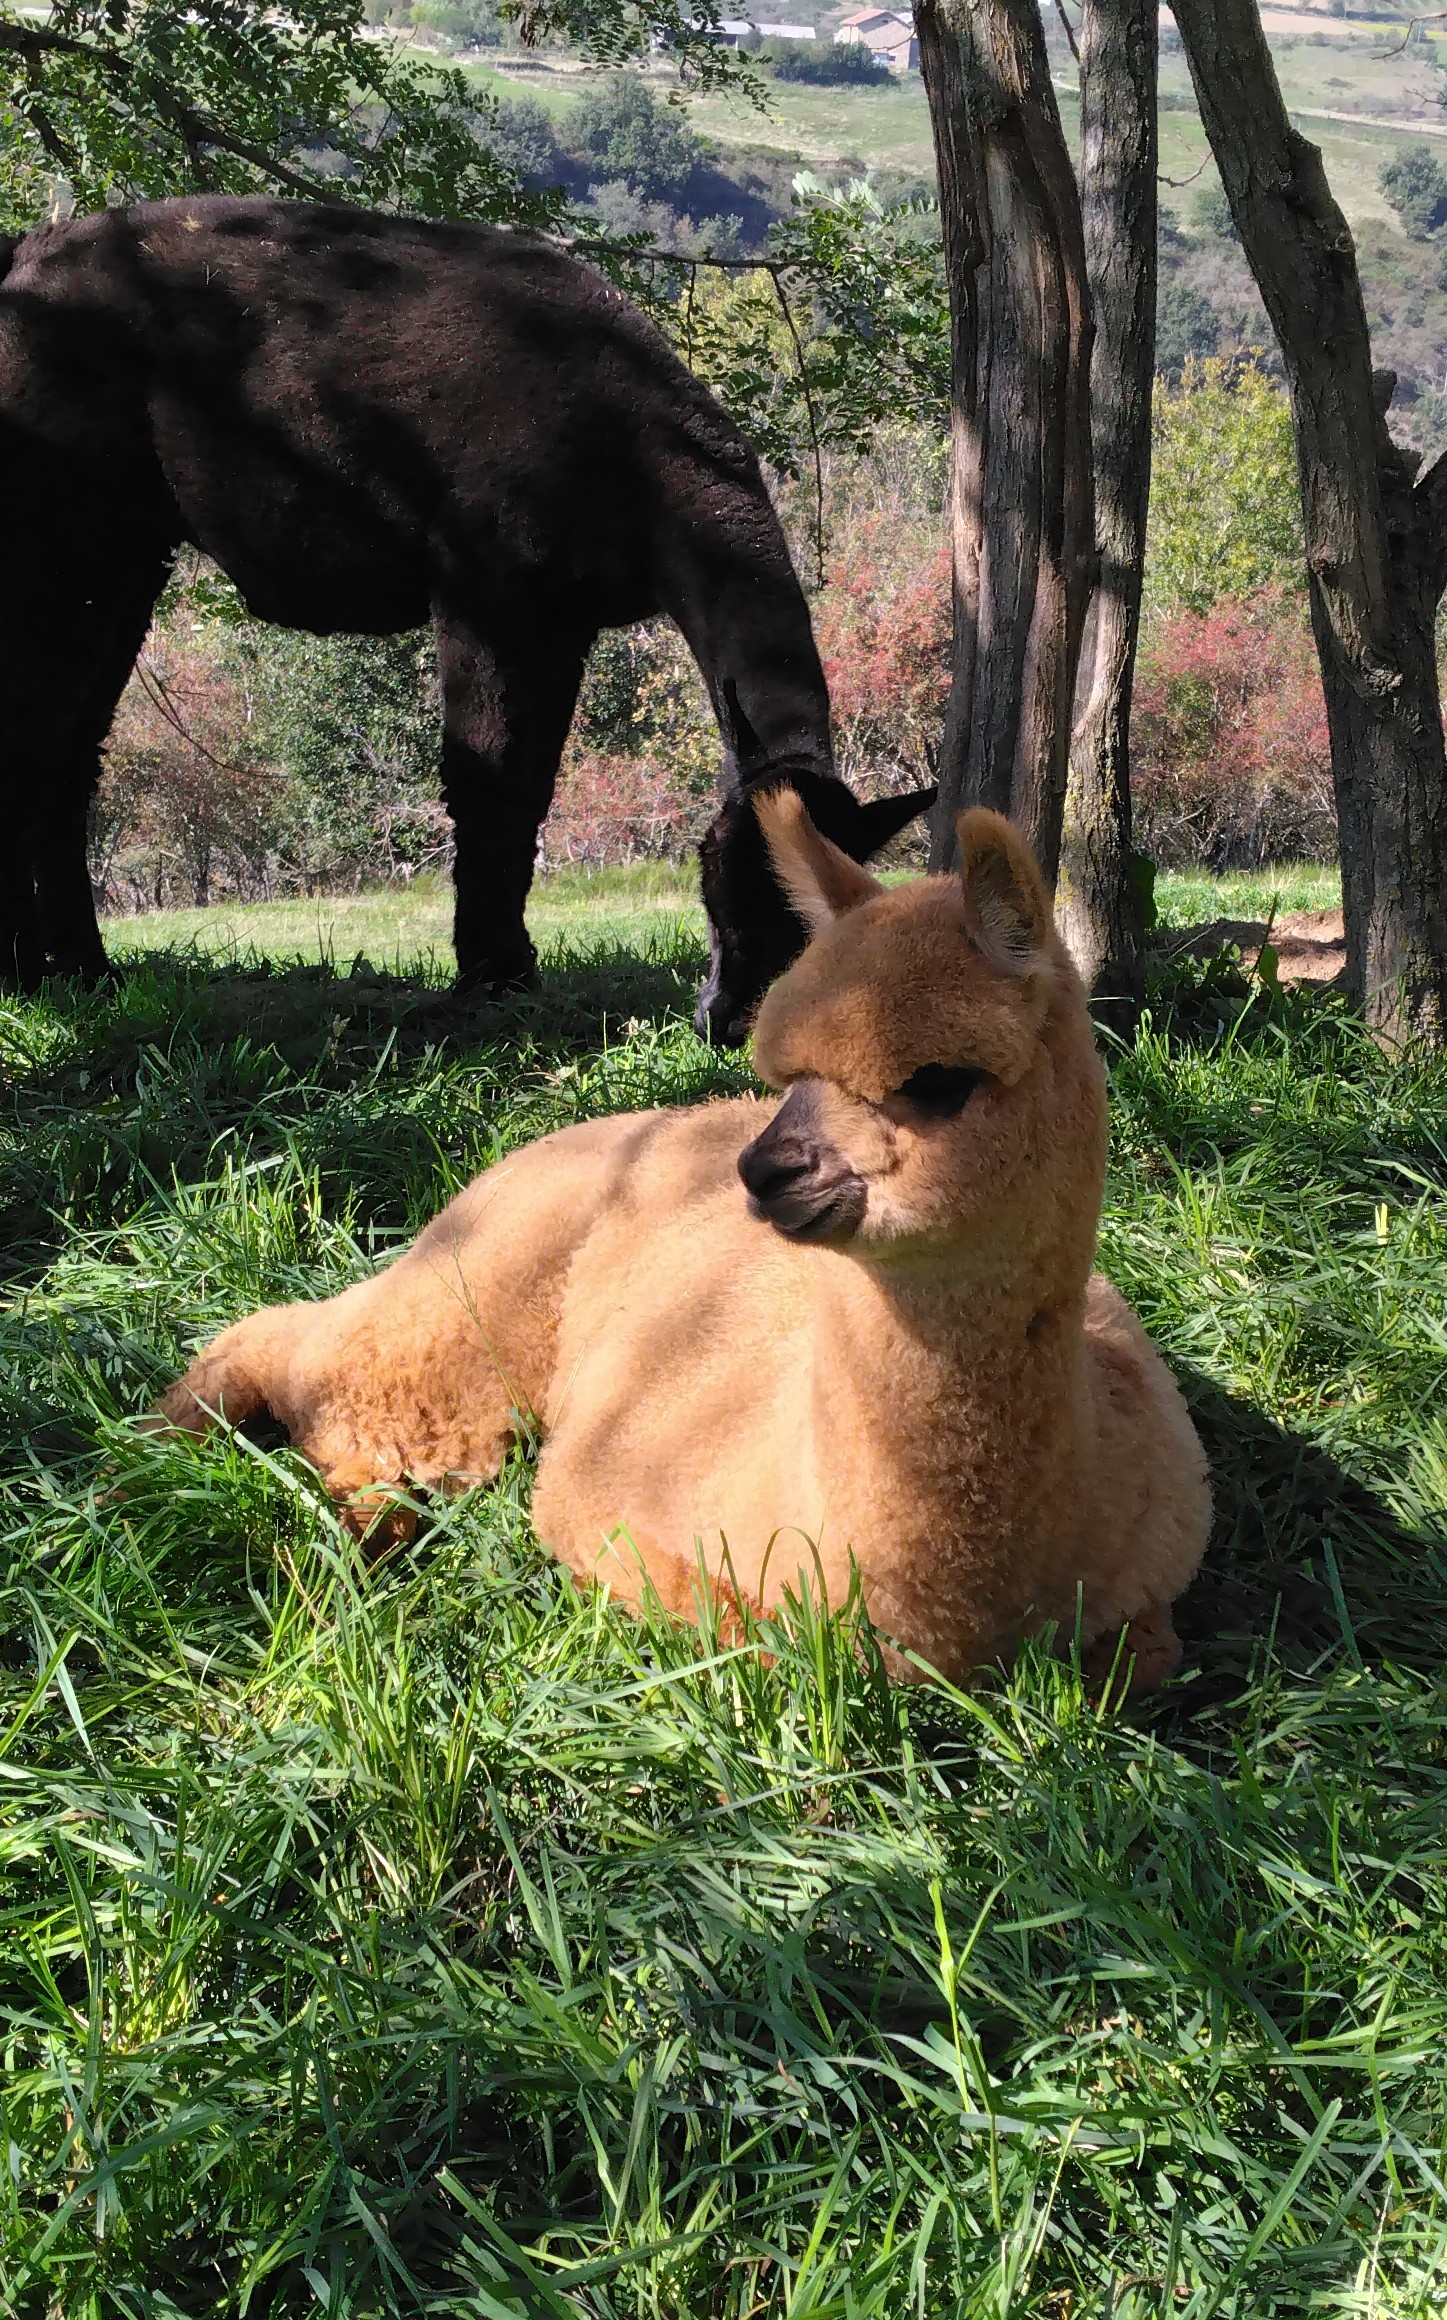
top-left (105, 862), bottom-right (701, 976)
top-left (4, 870), bottom-right (1447, 2315)
top-left (1152, 862), bottom-right (1343, 926)
top-left (102, 861), bottom-right (1346, 978)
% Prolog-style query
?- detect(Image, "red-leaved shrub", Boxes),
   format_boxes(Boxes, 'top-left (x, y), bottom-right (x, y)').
top-left (93, 630), bottom-right (281, 910)
top-left (1131, 589), bottom-right (1334, 866)
top-left (542, 752), bottom-right (689, 867)
top-left (813, 515), bottom-right (951, 799)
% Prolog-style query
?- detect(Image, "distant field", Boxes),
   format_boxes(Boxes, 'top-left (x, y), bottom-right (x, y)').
top-left (103, 860), bottom-right (1343, 977)
top-left (462, 24), bottom-right (1447, 237)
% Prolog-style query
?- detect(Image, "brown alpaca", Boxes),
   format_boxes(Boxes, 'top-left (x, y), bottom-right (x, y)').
top-left (152, 802), bottom-right (1210, 1690)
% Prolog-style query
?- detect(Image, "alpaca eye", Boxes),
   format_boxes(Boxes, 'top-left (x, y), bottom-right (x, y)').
top-left (895, 1064), bottom-right (988, 1117)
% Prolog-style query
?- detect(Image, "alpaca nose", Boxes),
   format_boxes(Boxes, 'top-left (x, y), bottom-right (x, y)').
top-left (738, 1081), bottom-right (866, 1242)
top-left (737, 1081), bottom-right (822, 1202)
top-left (738, 1136), bottom-right (815, 1205)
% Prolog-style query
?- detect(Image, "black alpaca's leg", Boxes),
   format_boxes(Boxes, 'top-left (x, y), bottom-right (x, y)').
top-left (8, 559), bottom-right (169, 984)
top-left (32, 756), bottom-right (111, 984)
top-left (434, 614), bottom-right (592, 992)
top-left (0, 848), bottom-right (44, 993)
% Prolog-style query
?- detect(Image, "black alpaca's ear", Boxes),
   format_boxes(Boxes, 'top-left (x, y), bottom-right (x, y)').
top-left (846, 786), bottom-right (938, 863)
top-left (755, 786), bottom-right (884, 934)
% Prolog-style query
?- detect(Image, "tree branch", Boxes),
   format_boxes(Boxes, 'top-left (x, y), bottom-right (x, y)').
top-left (1379, 9), bottom-right (1447, 59)
top-left (0, 18), bottom-right (360, 204)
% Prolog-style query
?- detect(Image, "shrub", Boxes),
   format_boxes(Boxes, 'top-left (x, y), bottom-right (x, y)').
top-left (1380, 143), bottom-right (1447, 239)
top-left (542, 751), bottom-right (689, 866)
top-left (1131, 589), bottom-right (1335, 867)
top-left (760, 39), bottom-right (890, 84)
top-left (1147, 359), bottom-right (1303, 613)
top-left (93, 628), bottom-right (282, 910)
top-left (812, 512), bottom-right (951, 799)
top-left (574, 620), bottom-right (720, 802)
top-left (223, 627), bottom-right (450, 890)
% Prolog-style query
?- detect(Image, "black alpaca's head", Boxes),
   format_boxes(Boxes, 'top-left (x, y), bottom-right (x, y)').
top-left (695, 771), bottom-right (937, 1047)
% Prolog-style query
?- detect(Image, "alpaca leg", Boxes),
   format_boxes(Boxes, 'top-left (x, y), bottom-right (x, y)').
top-left (433, 610), bottom-right (594, 992)
top-left (1080, 1603), bottom-right (1183, 1697)
top-left (0, 847), bottom-right (44, 992)
top-left (32, 750), bottom-right (113, 985)
top-left (6, 552), bottom-right (170, 983)
top-left (1121, 1603), bottom-right (1182, 1694)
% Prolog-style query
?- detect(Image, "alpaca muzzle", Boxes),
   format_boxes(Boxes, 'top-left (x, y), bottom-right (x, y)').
top-left (738, 1079), bottom-right (866, 1242)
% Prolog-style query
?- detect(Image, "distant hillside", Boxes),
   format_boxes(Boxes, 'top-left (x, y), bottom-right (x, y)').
top-left (465, 5), bottom-right (1447, 454)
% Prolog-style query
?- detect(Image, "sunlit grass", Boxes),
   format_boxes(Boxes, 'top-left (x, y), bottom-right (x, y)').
top-left (1153, 859), bottom-right (1342, 925)
top-left (4, 871), bottom-right (1447, 2314)
top-left (105, 860), bottom-right (703, 975)
top-left (103, 858), bottom-right (1344, 980)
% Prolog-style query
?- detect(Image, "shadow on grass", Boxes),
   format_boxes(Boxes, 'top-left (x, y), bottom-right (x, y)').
top-left (1152, 1366), bottom-right (1447, 1728)
top-left (0, 941), bottom-right (714, 1289)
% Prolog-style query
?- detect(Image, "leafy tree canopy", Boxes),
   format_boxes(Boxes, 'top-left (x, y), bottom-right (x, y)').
top-left (1146, 360), bottom-right (1303, 614)
top-left (0, 0), bottom-right (749, 231)
top-left (1380, 143), bottom-right (1447, 240)
top-left (1155, 278), bottom-right (1220, 383)
top-left (0, 0), bottom-right (943, 481)
top-left (1192, 183), bottom-right (1237, 243)
top-left (566, 71), bottom-right (703, 203)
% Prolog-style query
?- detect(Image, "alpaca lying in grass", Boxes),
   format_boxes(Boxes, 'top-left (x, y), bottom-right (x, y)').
top-left (154, 802), bottom-right (1210, 1689)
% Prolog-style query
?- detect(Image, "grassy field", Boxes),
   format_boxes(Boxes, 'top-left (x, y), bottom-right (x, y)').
top-left (4, 868), bottom-right (1447, 2314)
top-left (101, 859), bottom-right (1343, 975)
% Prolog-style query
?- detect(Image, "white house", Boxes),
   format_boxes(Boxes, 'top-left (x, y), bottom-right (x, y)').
top-left (707, 17), bottom-right (818, 42)
top-left (834, 7), bottom-right (918, 73)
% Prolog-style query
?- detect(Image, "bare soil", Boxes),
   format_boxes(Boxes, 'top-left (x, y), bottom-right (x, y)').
top-left (1158, 909), bottom-right (1347, 985)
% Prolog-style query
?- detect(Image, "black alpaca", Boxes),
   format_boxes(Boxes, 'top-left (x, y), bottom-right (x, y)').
top-left (0, 193), bottom-right (872, 1019)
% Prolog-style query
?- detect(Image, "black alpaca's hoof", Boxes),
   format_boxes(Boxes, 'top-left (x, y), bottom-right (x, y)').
top-left (404, 965), bottom-right (540, 1035)
top-left (452, 961), bottom-right (541, 1001)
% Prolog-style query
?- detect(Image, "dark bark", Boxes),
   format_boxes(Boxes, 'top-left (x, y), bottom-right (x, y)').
top-left (1174, 0), bottom-right (1447, 1048)
top-left (1057, 0), bottom-right (1152, 1027)
top-left (916, 0), bottom-right (986, 831)
top-left (918, 0), bottom-right (1095, 885)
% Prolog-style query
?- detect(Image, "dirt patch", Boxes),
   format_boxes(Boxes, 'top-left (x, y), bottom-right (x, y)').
top-left (1156, 910), bottom-right (1346, 987)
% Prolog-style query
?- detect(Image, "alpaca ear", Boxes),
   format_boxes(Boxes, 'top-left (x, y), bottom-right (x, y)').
top-left (846, 785), bottom-right (938, 864)
top-left (958, 809), bottom-right (1053, 976)
top-left (756, 786), bottom-right (884, 935)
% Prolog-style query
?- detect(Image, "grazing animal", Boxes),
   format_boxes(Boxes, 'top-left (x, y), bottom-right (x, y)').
top-left (0, 192), bottom-right (850, 1007)
top-left (695, 769), bottom-right (937, 1046)
top-left (153, 801), bottom-right (1210, 1689)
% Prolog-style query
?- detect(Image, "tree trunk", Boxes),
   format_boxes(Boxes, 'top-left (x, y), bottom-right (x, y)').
top-left (1173, 0), bottom-right (1447, 1048)
top-left (918, 0), bottom-right (1096, 886)
top-left (916, 0), bottom-right (986, 836)
top-left (1056, 0), bottom-right (1153, 1026)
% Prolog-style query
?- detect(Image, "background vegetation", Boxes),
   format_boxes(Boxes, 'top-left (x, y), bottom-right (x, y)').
top-left (91, 362), bottom-right (1324, 911)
